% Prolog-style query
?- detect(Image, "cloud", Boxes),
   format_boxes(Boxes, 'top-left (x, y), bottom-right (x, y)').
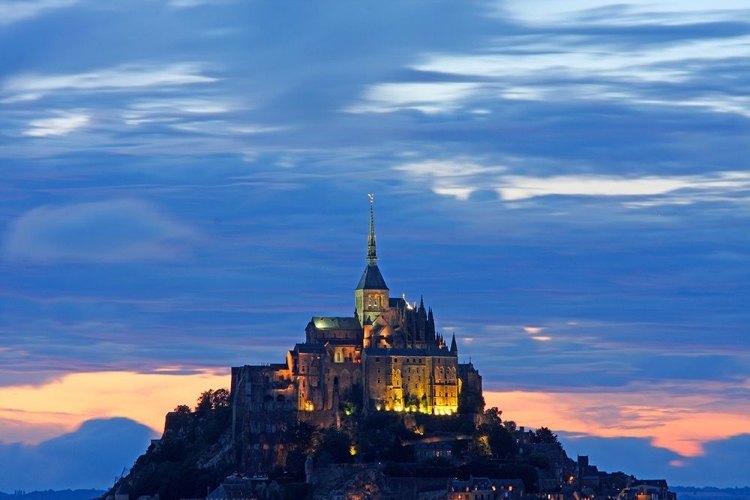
top-left (414, 35), bottom-right (750, 84)
top-left (23, 110), bottom-right (90, 137)
top-left (3, 199), bottom-right (197, 264)
top-left (337, 17), bottom-right (750, 125)
top-left (393, 159), bottom-right (507, 200)
top-left (393, 158), bottom-right (750, 204)
top-left (168, 0), bottom-right (232, 8)
top-left (2, 63), bottom-right (217, 101)
top-left (0, 0), bottom-right (79, 26)
top-left (0, 418), bottom-right (154, 491)
top-left (485, 388), bottom-right (750, 458)
top-left (123, 98), bottom-right (233, 126)
top-left (497, 0), bottom-right (750, 26)
top-left (497, 172), bottom-right (750, 201)
top-left (0, 369), bottom-right (228, 445)
top-left (169, 120), bottom-right (286, 135)
top-left (346, 82), bottom-right (482, 114)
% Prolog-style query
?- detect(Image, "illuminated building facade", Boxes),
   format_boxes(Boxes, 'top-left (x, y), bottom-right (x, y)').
top-left (230, 197), bottom-right (482, 466)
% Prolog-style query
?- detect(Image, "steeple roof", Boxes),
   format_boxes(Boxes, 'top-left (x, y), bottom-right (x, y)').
top-left (356, 263), bottom-right (389, 290)
top-left (356, 194), bottom-right (389, 290)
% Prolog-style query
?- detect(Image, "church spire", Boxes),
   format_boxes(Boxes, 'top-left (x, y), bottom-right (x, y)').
top-left (367, 193), bottom-right (377, 265)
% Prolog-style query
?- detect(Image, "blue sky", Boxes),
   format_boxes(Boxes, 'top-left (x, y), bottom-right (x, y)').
top-left (0, 0), bottom-right (749, 491)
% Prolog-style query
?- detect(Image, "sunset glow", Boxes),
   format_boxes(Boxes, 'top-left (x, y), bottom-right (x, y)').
top-left (486, 390), bottom-right (750, 457)
top-left (0, 369), bottom-right (229, 444)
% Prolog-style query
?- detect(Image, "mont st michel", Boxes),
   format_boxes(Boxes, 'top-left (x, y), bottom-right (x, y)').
top-left (2, 0), bottom-right (749, 498)
top-left (101, 198), bottom-right (678, 500)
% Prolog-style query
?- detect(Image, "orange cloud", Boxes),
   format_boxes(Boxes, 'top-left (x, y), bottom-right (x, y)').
top-left (486, 388), bottom-right (750, 457)
top-left (0, 369), bottom-right (229, 444)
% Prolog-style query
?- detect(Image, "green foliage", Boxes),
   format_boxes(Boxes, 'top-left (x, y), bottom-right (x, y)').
top-left (340, 383), bottom-right (364, 417)
top-left (472, 422), bottom-right (517, 459)
top-left (314, 428), bottom-right (353, 466)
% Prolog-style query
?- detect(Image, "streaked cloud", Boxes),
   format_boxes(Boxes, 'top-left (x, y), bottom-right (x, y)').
top-left (169, 120), bottom-right (286, 135)
top-left (168, 0), bottom-right (232, 8)
top-left (346, 82), bottom-right (482, 114)
top-left (497, 0), bottom-right (750, 26)
top-left (498, 172), bottom-right (750, 202)
top-left (0, 0), bottom-right (79, 26)
top-left (2, 63), bottom-right (217, 101)
top-left (414, 35), bottom-right (750, 83)
top-left (23, 110), bottom-right (90, 137)
top-left (394, 158), bottom-right (750, 204)
top-left (3, 199), bottom-right (197, 264)
top-left (123, 98), bottom-right (233, 126)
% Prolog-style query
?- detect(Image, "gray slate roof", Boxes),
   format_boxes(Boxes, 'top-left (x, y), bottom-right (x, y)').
top-left (355, 263), bottom-right (389, 290)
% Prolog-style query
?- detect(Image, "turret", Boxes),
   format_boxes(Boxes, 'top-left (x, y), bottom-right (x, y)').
top-left (427, 308), bottom-right (436, 343)
top-left (450, 333), bottom-right (457, 354)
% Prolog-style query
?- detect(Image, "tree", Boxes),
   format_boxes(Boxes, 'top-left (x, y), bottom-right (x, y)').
top-left (195, 388), bottom-right (231, 415)
top-left (458, 387), bottom-right (485, 414)
top-left (484, 407), bottom-right (503, 426)
top-left (173, 405), bottom-right (191, 414)
top-left (212, 388), bottom-right (230, 408)
top-left (532, 427), bottom-right (560, 447)
top-left (487, 424), bottom-right (517, 458)
top-left (314, 428), bottom-right (353, 465)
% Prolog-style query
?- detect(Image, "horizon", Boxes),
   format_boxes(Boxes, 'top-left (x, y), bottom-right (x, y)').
top-left (1, 0), bottom-right (749, 492)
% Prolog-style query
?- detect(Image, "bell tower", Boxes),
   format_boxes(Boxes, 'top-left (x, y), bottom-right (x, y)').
top-left (355, 194), bottom-right (389, 339)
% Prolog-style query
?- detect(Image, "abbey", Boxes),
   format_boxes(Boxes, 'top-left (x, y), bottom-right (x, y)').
top-left (230, 197), bottom-right (482, 467)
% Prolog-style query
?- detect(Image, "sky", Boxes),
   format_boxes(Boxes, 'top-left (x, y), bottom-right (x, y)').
top-left (0, 0), bottom-right (749, 492)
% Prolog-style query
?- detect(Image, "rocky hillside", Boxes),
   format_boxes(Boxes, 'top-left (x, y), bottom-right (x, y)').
top-left (104, 390), bottom-right (235, 500)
